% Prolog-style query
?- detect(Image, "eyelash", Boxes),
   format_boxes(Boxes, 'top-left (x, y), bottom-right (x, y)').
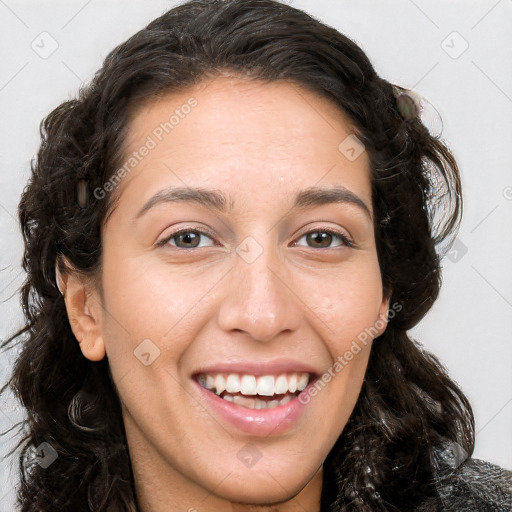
top-left (156, 227), bottom-right (354, 250)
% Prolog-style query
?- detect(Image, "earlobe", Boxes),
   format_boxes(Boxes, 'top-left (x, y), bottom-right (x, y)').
top-left (57, 258), bottom-right (106, 362)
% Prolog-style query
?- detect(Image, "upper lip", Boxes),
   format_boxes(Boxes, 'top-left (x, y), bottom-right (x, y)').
top-left (192, 358), bottom-right (320, 377)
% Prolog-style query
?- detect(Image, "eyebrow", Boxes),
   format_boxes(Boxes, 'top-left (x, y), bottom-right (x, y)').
top-left (293, 186), bottom-right (371, 218)
top-left (136, 187), bottom-right (232, 219)
top-left (136, 185), bottom-right (371, 219)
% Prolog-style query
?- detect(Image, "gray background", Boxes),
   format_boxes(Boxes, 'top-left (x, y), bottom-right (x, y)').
top-left (1, 0), bottom-right (511, 509)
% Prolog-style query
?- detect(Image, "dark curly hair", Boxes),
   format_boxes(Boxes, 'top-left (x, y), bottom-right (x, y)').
top-left (1, 0), bottom-right (473, 510)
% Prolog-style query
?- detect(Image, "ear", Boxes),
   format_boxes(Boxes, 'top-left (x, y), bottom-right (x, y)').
top-left (56, 258), bottom-right (106, 361)
top-left (375, 289), bottom-right (392, 337)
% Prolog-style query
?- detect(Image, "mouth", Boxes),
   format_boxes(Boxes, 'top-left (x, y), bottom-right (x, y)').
top-left (196, 372), bottom-right (313, 410)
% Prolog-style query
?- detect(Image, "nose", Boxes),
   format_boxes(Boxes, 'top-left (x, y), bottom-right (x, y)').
top-left (216, 240), bottom-right (303, 343)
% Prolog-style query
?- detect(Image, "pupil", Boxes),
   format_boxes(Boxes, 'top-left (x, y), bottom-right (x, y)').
top-left (308, 231), bottom-right (331, 248)
top-left (180, 232), bottom-right (199, 247)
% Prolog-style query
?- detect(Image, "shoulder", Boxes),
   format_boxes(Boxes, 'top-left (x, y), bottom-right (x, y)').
top-left (440, 458), bottom-right (512, 511)
top-left (419, 449), bottom-right (512, 511)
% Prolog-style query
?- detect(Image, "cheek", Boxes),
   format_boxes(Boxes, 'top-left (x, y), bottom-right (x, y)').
top-left (99, 234), bottom-right (384, 372)
top-left (308, 265), bottom-right (383, 425)
top-left (298, 257), bottom-right (385, 347)
top-left (99, 254), bottom-right (227, 368)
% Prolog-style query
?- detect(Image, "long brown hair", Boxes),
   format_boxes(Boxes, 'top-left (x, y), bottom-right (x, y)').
top-left (2, 1), bottom-right (471, 510)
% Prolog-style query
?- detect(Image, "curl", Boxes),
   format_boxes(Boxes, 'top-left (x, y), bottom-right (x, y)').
top-left (2, 1), bottom-right (471, 510)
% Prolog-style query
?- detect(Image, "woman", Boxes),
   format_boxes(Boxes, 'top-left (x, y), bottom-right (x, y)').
top-left (2, 0), bottom-right (511, 510)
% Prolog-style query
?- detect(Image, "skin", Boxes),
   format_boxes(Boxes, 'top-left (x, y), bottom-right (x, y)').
top-left (59, 76), bottom-right (390, 512)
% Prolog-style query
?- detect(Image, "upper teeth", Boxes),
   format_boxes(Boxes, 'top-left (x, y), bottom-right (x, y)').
top-left (198, 373), bottom-right (310, 396)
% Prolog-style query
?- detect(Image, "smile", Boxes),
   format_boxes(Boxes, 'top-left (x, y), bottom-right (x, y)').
top-left (197, 372), bottom-right (311, 410)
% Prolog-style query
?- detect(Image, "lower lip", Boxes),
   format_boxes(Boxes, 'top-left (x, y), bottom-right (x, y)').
top-left (194, 380), bottom-right (312, 436)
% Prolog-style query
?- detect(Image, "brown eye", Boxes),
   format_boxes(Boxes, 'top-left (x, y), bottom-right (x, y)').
top-left (295, 230), bottom-right (353, 249)
top-left (174, 232), bottom-right (201, 248)
top-left (159, 230), bottom-right (216, 249)
top-left (307, 231), bottom-right (332, 248)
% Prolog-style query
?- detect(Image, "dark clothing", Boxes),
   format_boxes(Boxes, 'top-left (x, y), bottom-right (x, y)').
top-left (418, 453), bottom-right (512, 511)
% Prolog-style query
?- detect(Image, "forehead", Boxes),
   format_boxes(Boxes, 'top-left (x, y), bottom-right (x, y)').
top-left (108, 76), bottom-right (372, 218)
top-left (126, 76), bottom-right (360, 150)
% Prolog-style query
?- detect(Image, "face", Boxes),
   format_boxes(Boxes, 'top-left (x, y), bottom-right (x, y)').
top-left (67, 76), bottom-right (390, 509)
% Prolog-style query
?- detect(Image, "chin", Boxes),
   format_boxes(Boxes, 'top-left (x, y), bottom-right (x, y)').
top-left (206, 460), bottom-right (321, 505)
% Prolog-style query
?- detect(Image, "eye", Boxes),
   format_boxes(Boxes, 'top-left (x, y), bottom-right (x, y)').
top-left (156, 227), bottom-right (353, 250)
top-left (157, 229), bottom-right (216, 249)
top-left (293, 229), bottom-right (353, 249)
